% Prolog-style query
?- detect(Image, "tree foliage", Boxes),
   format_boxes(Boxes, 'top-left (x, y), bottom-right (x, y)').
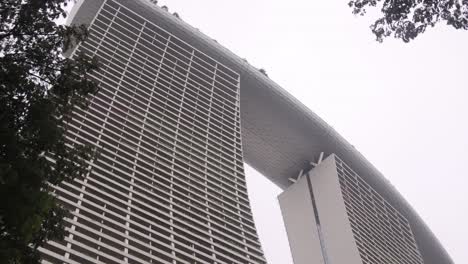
top-left (349, 0), bottom-right (468, 42)
top-left (0, 0), bottom-right (98, 262)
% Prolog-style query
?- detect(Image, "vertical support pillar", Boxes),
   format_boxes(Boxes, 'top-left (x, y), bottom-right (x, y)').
top-left (278, 154), bottom-right (362, 264)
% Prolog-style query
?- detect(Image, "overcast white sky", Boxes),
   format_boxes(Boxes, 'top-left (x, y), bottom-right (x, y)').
top-left (152, 1), bottom-right (468, 263)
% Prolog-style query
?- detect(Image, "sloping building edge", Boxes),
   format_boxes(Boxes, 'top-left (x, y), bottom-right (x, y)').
top-left (69, 1), bottom-right (453, 263)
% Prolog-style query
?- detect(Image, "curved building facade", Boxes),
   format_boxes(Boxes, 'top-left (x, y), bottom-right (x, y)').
top-left (39, 0), bottom-right (453, 263)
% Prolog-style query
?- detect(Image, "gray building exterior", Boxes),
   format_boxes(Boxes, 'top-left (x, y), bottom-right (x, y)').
top-left (279, 154), bottom-right (424, 264)
top-left (39, 0), bottom-right (454, 263)
top-left (41, 1), bottom-right (265, 263)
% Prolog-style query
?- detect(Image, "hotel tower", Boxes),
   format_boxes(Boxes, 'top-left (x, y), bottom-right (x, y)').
top-left (39, 1), bottom-right (454, 264)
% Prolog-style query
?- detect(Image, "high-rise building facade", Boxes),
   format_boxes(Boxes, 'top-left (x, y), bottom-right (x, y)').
top-left (40, 1), bottom-right (265, 263)
top-left (279, 154), bottom-right (424, 264)
top-left (39, 0), bottom-right (454, 264)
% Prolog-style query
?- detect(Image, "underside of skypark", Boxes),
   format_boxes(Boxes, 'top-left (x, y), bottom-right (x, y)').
top-left (64, 1), bottom-right (454, 264)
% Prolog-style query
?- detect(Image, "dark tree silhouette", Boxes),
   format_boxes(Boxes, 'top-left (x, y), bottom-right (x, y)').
top-left (0, 0), bottom-right (98, 262)
top-left (349, 0), bottom-right (468, 42)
